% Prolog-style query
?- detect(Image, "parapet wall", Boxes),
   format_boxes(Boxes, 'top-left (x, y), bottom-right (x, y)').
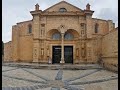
top-left (101, 29), bottom-right (118, 72)
top-left (4, 41), bottom-right (12, 62)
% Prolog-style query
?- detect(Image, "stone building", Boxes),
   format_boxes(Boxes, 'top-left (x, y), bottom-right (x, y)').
top-left (4, 1), bottom-right (118, 66)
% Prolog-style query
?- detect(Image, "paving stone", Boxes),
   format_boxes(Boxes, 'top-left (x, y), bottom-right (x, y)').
top-left (55, 70), bottom-right (63, 80)
top-left (51, 87), bottom-right (60, 90)
top-left (2, 65), bottom-right (118, 90)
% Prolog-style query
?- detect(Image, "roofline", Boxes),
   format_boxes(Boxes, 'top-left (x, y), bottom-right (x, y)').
top-left (4, 41), bottom-right (12, 44)
top-left (43, 1), bottom-right (83, 12)
top-left (17, 20), bottom-right (32, 24)
top-left (103, 29), bottom-right (118, 36)
top-left (92, 18), bottom-right (108, 22)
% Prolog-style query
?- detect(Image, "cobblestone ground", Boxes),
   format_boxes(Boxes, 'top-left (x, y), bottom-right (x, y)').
top-left (2, 65), bottom-right (118, 90)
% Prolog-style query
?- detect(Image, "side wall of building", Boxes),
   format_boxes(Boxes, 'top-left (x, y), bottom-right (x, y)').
top-left (12, 21), bottom-right (33, 62)
top-left (81, 18), bottom-right (110, 64)
top-left (4, 41), bottom-right (12, 62)
top-left (101, 29), bottom-right (118, 72)
top-left (19, 35), bottom-right (33, 62)
top-left (18, 21), bottom-right (33, 62)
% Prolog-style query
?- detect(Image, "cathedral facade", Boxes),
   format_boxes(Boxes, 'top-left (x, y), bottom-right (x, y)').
top-left (4, 1), bottom-right (117, 64)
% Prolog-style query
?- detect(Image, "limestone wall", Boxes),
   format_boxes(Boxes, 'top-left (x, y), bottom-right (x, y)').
top-left (101, 29), bottom-right (118, 72)
top-left (19, 35), bottom-right (33, 62)
top-left (12, 20), bottom-right (33, 62)
top-left (4, 41), bottom-right (12, 62)
top-left (92, 19), bottom-right (109, 35)
top-left (12, 25), bottom-right (20, 61)
top-left (46, 16), bottom-right (80, 33)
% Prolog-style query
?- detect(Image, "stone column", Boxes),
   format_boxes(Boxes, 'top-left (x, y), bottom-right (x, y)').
top-left (60, 33), bottom-right (65, 64)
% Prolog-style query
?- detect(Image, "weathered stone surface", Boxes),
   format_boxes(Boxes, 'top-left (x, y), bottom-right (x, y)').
top-left (4, 1), bottom-right (118, 72)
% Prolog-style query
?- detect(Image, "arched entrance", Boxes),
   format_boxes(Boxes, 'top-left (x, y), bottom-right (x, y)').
top-left (47, 29), bottom-right (79, 64)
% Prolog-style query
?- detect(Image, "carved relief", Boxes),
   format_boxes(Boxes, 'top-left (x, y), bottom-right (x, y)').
top-left (81, 41), bottom-right (86, 57)
top-left (87, 47), bottom-right (91, 57)
top-left (58, 25), bottom-right (67, 34)
top-left (47, 46), bottom-right (49, 57)
top-left (41, 24), bottom-right (45, 37)
top-left (81, 48), bottom-right (85, 57)
top-left (41, 41), bottom-right (44, 48)
top-left (34, 48), bottom-right (37, 58)
top-left (81, 30), bottom-right (84, 34)
top-left (60, 25), bottom-right (65, 33)
top-left (80, 23), bottom-right (86, 38)
top-left (41, 48), bottom-right (44, 56)
top-left (81, 42), bottom-right (85, 49)
top-left (40, 17), bottom-right (46, 24)
top-left (76, 48), bottom-right (79, 57)
top-left (81, 23), bottom-right (84, 29)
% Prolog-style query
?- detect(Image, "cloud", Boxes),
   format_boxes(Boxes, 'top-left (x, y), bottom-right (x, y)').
top-left (98, 8), bottom-right (117, 21)
top-left (92, 8), bottom-right (118, 27)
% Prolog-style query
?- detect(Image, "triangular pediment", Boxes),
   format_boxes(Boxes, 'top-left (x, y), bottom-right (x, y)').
top-left (44, 1), bottom-right (83, 12)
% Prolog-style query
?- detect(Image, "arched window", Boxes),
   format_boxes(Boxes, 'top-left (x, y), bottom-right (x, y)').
top-left (28, 24), bottom-right (32, 33)
top-left (52, 32), bottom-right (61, 40)
top-left (95, 23), bottom-right (98, 33)
top-left (59, 8), bottom-right (67, 12)
top-left (64, 33), bottom-right (74, 40)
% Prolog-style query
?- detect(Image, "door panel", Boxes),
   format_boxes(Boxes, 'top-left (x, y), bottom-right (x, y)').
top-left (52, 46), bottom-right (61, 63)
top-left (64, 46), bottom-right (73, 63)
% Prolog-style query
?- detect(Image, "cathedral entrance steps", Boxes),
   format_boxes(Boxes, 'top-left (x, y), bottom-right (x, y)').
top-left (2, 62), bottom-right (103, 70)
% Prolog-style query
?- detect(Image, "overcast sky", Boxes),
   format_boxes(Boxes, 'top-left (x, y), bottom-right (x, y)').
top-left (2, 0), bottom-right (118, 43)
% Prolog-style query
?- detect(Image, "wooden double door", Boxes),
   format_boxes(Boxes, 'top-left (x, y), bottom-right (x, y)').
top-left (52, 46), bottom-right (73, 64)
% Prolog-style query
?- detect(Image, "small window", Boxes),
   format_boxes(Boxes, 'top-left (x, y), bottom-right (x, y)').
top-left (95, 23), bottom-right (98, 33)
top-left (28, 24), bottom-right (32, 33)
top-left (59, 8), bottom-right (67, 12)
top-left (64, 33), bottom-right (74, 40)
top-left (52, 32), bottom-right (61, 40)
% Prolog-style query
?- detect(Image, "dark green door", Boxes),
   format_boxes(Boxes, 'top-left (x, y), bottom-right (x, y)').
top-left (64, 46), bottom-right (73, 63)
top-left (52, 46), bottom-right (61, 64)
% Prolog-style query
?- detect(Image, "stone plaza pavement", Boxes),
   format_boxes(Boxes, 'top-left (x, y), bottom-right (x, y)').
top-left (2, 63), bottom-right (118, 90)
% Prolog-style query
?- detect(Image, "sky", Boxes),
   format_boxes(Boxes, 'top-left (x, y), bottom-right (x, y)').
top-left (2, 0), bottom-right (118, 43)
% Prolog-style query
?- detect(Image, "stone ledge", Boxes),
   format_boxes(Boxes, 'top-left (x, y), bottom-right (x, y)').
top-left (2, 62), bottom-right (102, 70)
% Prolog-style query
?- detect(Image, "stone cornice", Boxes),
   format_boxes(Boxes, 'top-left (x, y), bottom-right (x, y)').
top-left (30, 10), bottom-right (42, 16)
top-left (30, 10), bottom-right (85, 16)
top-left (41, 11), bottom-right (85, 16)
top-left (30, 10), bottom-right (95, 17)
top-left (84, 10), bottom-right (94, 15)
